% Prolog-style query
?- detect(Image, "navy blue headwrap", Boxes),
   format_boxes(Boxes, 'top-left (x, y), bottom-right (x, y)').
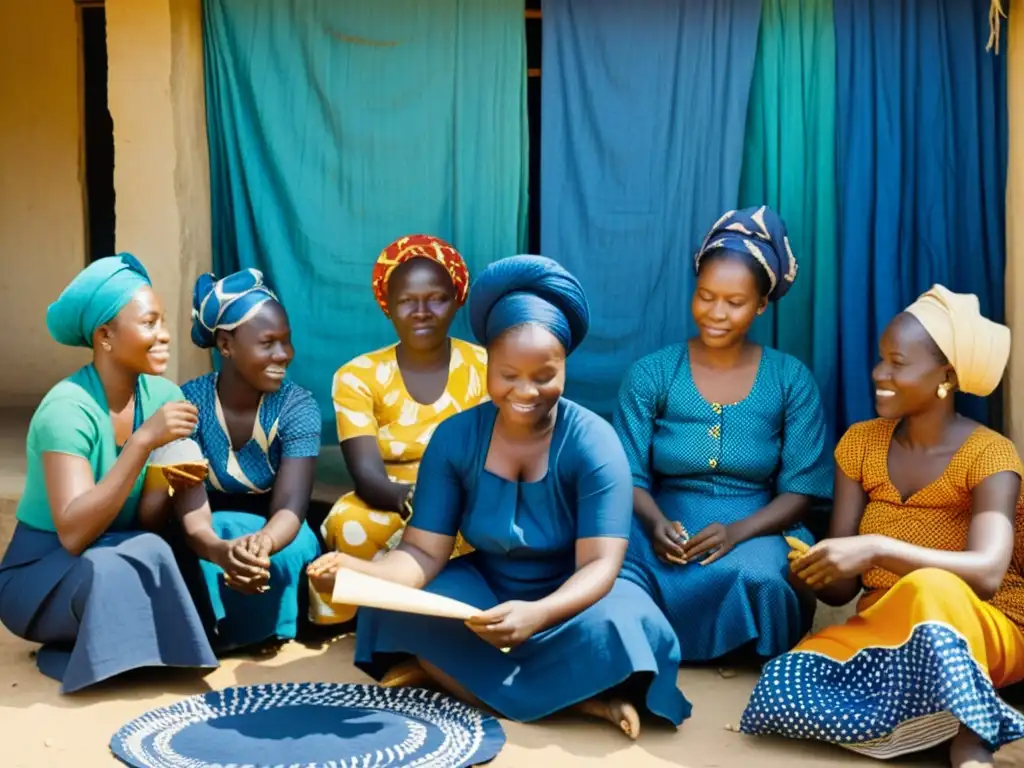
top-left (191, 269), bottom-right (279, 348)
top-left (695, 205), bottom-right (798, 302)
top-left (469, 255), bottom-right (590, 355)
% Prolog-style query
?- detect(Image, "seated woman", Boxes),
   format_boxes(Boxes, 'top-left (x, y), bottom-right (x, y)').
top-left (308, 255), bottom-right (689, 738)
top-left (310, 235), bottom-right (487, 625)
top-left (614, 206), bottom-right (832, 661)
top-left (176, 269), bottom-right (321, 651)
top-left (0, 254), bottom-right (218, 692)
top-left (742, 285), bottom-right (1024, 767)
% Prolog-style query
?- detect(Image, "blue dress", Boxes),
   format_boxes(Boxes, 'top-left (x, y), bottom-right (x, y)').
top-left (181, 373), bottom-right (322, 650)
top-left (355, 398), bottom-right (689, 726)
top-left (614, 345), bottom-right (832, 661)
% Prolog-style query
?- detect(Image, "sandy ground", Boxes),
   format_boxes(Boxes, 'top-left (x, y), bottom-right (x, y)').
top-left (3, 626), bottom-right (1023, 768)
top-left (0, 409), bottom-right (1022, 767)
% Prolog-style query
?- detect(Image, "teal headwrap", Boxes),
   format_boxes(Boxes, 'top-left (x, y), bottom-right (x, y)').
top-left (46, 253), bottom-right (152, 347)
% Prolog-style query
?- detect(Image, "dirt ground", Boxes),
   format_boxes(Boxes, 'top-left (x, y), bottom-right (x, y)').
top-left (4, 627), bottom-right (1023, 768)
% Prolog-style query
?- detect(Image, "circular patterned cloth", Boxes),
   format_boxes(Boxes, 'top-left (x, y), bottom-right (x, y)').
top-left (110, 682), bottom-right (506, 768)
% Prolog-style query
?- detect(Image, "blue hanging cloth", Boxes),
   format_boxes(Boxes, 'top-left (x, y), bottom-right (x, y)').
top-left (834, 0), bottom-right (1008, 428)
top-left (540, 0), bottom-right (764, 416)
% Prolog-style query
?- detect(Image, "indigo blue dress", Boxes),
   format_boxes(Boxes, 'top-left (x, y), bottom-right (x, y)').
top-left (181, 373), bottom-right (322, 651)
top-left (355, 398), bottom-right (690, 725)
top-left (615, 344), bottom-right (832, 661)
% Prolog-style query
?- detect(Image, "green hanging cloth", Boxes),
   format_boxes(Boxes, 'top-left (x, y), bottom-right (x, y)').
top-left (739, 0), bottom-right (840, 442)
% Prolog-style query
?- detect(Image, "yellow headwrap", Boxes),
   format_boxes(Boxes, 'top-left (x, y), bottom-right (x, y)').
top-left (904, 284), bottom-right (1011, 397)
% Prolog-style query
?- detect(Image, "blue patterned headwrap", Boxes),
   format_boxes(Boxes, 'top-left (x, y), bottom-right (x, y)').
top-left (469, 255), bottom-right (590, 355)
top-left (46, 253), bottom-right (152, 348)
top-left (191, 269), bottom-right (279, 348)
top-left (694, 205), bottom-right (798, 302)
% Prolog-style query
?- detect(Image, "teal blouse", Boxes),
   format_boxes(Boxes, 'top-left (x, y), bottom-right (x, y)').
top-left (16, 365), bottom-right (184, 532)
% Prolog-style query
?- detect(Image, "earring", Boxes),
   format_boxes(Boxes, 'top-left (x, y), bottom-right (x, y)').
top-left (937, 382), bottom-right (952, 399)
top-left (101, 342), bottom-right (112, 352)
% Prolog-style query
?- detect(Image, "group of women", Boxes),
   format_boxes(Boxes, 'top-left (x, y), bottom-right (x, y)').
top-left (0, 206), bottom-right (1022, 768)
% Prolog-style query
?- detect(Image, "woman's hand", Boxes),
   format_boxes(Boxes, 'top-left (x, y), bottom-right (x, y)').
top-left (137, 402), bottom-right (199, 450)
top-left (306, 552), bottom-right (348, 594)
top-left (465, 601), bottom-right (549, 651)
top-left (215, 534), bottom-right (272, 594)
top-left (682, 522), bottom-right (736, 566)
top-left (790, 535), bottom-right (880, 588)
top-left (649, 517), bottom-right (688, 564)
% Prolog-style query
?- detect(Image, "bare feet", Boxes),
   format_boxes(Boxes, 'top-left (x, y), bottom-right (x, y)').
top-left (574, 698), bottom-right (641, 739)
top-left (950, 726), bottom-right (995, 768)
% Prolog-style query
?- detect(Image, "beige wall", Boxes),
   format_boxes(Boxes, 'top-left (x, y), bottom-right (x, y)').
top-left (107, 0), bottom-right (212, 385)
top-left (0, 0), bottom-right (212, 405)
top-left (0, 0), bottom-right (90, 404)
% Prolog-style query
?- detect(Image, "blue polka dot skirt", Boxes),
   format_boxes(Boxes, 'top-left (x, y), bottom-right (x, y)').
top-left (741, 570), bottom-right (1024, 759)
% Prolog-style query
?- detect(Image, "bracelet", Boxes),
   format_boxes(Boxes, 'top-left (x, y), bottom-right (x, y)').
top-left (402, 485), bottom-right (415, 519)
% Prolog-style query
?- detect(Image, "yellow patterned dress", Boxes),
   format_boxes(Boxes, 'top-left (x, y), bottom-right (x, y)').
top-left (309, 338), bottom-right (488, 624)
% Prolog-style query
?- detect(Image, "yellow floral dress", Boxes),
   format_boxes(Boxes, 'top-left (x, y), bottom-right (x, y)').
top-left (309, 338), bottom-right (488, 624)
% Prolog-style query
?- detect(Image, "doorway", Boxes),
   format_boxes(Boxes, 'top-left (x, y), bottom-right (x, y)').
top-left (79, 0), bottom-right (115, 262)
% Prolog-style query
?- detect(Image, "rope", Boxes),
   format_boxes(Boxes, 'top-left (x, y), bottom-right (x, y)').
top-left (988, 0), bottom-right (1006, 54)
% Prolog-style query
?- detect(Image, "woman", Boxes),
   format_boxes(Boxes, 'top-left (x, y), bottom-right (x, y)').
top-left (0, 254), bottom-right (218, 692)
top-left (742, 285), bottom-right (1024, 767)
top-left (614, 206), bottom-right (832, 661)
top-left (310, 234), bottom-right (487, 625)
top-left (308, 255), bottom-right (689, 738)
top-left (177, 269), bottom-right (322, 651)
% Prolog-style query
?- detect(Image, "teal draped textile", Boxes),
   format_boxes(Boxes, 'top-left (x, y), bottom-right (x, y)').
top-left (203, 0), bottom-right (529, 434)
top-left (739, 0), bottom-right (839, 441)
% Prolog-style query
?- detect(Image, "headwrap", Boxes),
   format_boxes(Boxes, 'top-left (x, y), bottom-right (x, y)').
top-left (469, 255), bottom-right (590, 354)
top-left (694, 205), bottom-right (797, 302)
top-left (46, 253), bottom-right (152, 348)
top-left (904, 284), bottom-right (1011, 397)
top-left (191, 269), bottom-right (279, 348)
top-left (371, 234), bottom-right (469, 317)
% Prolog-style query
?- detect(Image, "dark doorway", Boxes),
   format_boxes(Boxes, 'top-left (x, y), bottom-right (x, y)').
top-left (80, 2), bottom-right (115, 262)
top-left (526, 1), bottom-right (541, 254)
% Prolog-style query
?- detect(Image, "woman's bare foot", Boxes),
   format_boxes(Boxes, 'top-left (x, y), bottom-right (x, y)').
top-left (949, 726), bottom-right (995, 768)
top-left (574, 698), bottom-right (641, 739)
top-left (381, 659), bottom-right (430, 689)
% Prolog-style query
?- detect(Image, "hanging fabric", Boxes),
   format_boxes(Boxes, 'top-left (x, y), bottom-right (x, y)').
top-left (203, 0), bottom-right (528, 431)
top-left (1006, 4), bottom-right (1024, 449)
top-left (834, 0), bottom-right (1008, 429)
top-left (739, 0), bottom-right (839, 443)
top-left (540, 0), bottom-right (764, 416)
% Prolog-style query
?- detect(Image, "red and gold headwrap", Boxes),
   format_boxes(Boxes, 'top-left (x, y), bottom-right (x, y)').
top-left (371, 234), bottom-right (470, 317)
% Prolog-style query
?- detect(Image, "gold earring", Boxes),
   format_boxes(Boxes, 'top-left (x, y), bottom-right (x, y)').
top-left (101, 342), bottom-right (112, 352)
top-left (937, 382), bottom-right (952, 399)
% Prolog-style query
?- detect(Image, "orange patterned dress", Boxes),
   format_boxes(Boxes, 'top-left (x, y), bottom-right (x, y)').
top-left (743, 419), bottom-right (1024, 759)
